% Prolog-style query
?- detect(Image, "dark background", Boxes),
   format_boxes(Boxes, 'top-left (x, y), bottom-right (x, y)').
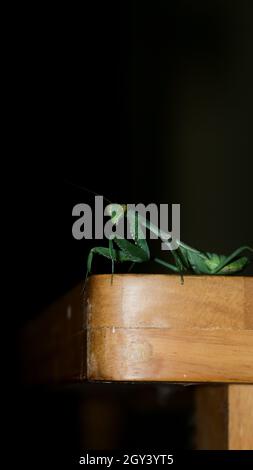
top-left (10, 0), bottom-right (253, 462)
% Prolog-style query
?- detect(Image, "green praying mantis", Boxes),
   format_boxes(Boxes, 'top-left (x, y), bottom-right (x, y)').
top-left (86, 200), bottom-right (253, 283)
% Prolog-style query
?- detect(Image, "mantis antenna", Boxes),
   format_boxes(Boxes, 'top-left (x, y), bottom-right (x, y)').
top-left (63, 179), bottom-right (112, 205)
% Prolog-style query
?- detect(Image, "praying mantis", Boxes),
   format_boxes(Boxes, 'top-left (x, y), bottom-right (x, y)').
top-left (86, 201), bottom-right (253, 283)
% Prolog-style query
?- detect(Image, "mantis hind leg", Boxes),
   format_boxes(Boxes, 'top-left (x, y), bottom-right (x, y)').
top-left (212, 245), bottom-right (253, 274)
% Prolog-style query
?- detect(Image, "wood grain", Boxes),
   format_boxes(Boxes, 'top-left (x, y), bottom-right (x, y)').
top-left (87, 274), bottom-right (253, 383)
top-left (196, 384), bottom-right (253, 449)
top-left (19, 274), bottom-right (253, 384)
top-left (229, 385), bottom-right (253, 449)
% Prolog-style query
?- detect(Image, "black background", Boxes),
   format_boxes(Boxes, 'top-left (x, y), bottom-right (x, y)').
top-left (7, 0), bottom-right (253, 462)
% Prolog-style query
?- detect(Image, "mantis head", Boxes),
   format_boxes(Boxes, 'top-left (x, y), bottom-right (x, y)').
top-left (105, 203), bottom-right (127, 224)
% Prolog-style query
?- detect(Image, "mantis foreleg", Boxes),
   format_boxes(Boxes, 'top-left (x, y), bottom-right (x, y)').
top-left (86, 245), bottom-right (119, 282)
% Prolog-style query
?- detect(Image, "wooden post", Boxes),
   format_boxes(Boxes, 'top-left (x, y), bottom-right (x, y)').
top-left (196, 384), bottom-right (253, 450)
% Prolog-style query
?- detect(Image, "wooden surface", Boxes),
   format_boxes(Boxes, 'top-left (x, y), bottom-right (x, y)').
top-left (196, 384), bottom-right (253, 449)
top-left (19, 284), bottom-right (87, 384)
top-left (20, 274), bottom-right (253, 384)
top-left (19, 274), bottom-right (253, 450)
top-left (87, 274), bottom-right (253, 383)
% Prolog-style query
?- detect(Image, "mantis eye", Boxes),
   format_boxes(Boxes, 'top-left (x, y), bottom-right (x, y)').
top-left (104, 205), bottom-right (113, 216)
top-left (105, 204), bottom-right (126, 218)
